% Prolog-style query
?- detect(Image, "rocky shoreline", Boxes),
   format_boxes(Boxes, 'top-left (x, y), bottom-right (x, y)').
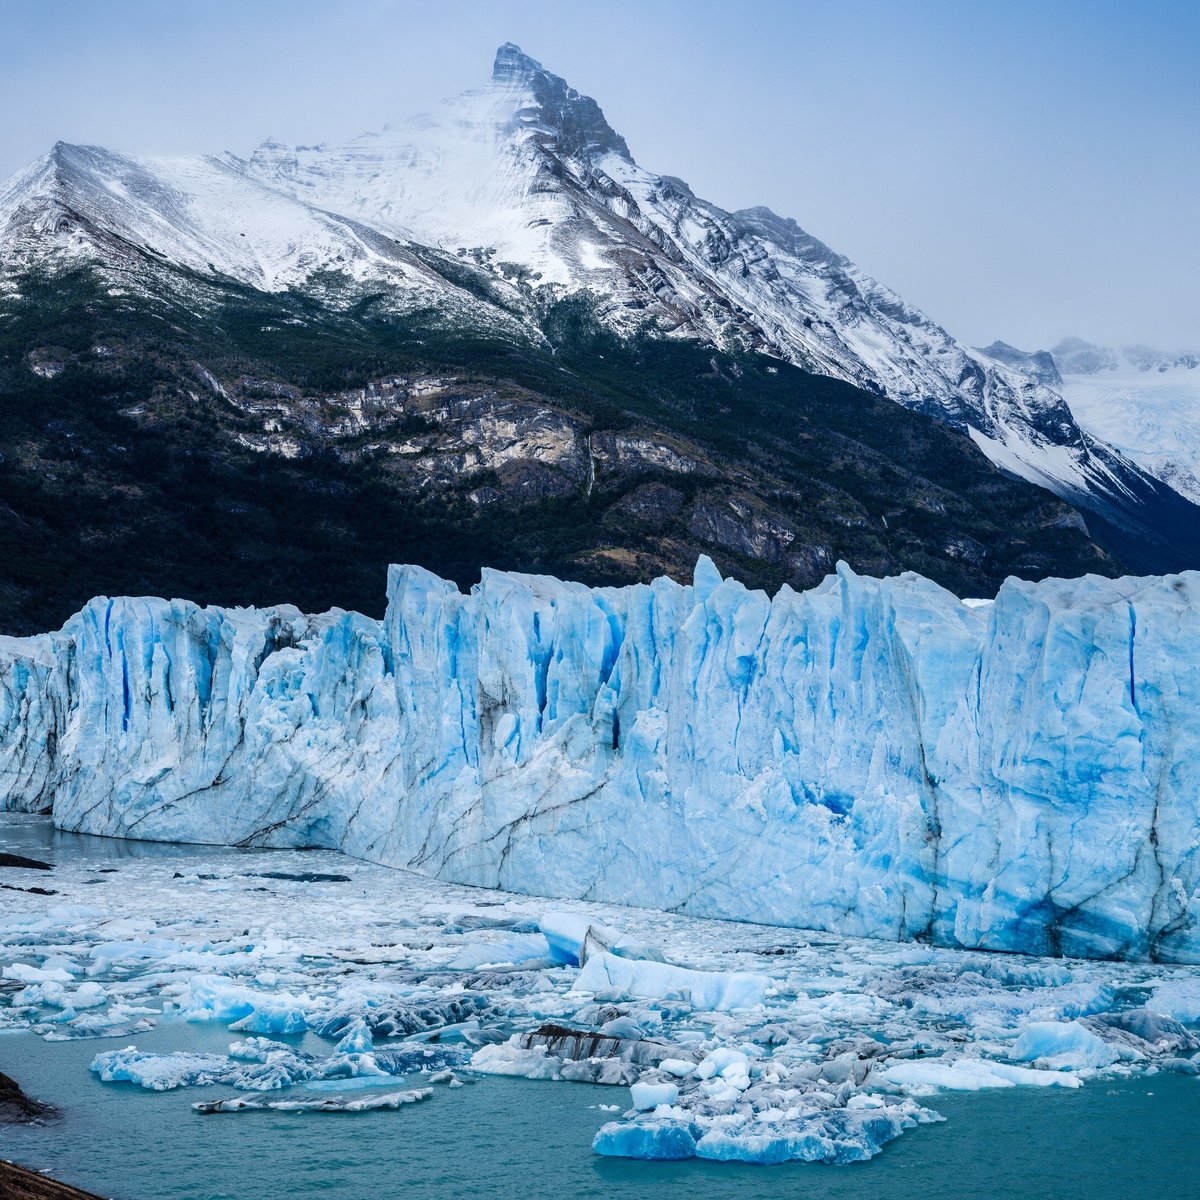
top-left (0, 1161), bottom-right (108, 1200)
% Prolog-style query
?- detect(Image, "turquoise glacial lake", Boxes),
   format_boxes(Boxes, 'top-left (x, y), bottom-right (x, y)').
top-left (4, 1022), bottom-right (1199, 1200)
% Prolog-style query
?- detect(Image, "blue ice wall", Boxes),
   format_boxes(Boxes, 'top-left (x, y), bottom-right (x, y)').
top-left (3, 559), bottom-right (1198, 962)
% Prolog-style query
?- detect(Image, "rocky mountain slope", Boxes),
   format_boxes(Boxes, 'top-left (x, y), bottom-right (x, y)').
top-left (0, 268), bottom-right (1114, 635)
top-left (0, 44), bottom-right (1196, 632)
top-left (977, 336), bottom-right (1200, 506)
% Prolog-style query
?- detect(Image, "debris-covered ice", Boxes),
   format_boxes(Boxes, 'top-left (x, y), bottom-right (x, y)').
top-left (3, 816), bottom-right (1200, 1165)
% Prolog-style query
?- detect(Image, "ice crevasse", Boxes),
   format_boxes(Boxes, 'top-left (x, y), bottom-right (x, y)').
top-left (2, 557), bottom-right (1199, 963)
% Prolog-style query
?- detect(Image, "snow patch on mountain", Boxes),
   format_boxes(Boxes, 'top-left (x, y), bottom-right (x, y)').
top-left (0, 141), bottom-right (530, 338)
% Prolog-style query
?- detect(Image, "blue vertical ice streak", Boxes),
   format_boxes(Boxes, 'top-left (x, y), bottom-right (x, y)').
top-left (1128, 602), bottom-right (1139, 716)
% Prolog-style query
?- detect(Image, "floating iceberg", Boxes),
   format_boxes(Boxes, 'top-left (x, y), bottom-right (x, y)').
top-left (1010, 1021), bottom-right (1123, 1071)
top-left (629, 1080), bottom-right (678, 1109)
top-left (193, 1089), bottom-right (431, 1114)
top-left (881, 1058), bottom-right (1083, 1092)
top-left (3, 559), bottom-right (1200, 962)
top-left (178, 975), bottom-right (310, 1035)
top-left (573, 953), bottom-right (772, 1012)
top-left (91, 1035), bottom-right (469, 1093)
top-left (538, 912), bottom-right (661, 966)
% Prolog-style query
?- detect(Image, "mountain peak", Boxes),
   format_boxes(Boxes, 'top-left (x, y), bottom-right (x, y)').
top-left (492, 42), bottom-right (544, 83)
top-left (490, 43), bottom-right (630, 161)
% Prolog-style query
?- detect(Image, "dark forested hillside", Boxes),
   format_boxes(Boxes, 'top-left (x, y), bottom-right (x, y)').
top-left (0, 269), bottom-right (1118, 634)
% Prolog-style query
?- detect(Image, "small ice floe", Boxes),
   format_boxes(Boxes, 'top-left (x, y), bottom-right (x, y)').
top-left (629, 1080), bottom-right (678, 1110)
top-left (177, 975), bottom-right (310, 1036)
top-left (428, 1068), bottom-right (469, 1087)
top-left (3, 959), bottom-right (76, 985)
top-left (471, 1021), bottom-right (691, 1087)
top-left (90, 1031), bottom-right (470, 1093)
top-left (571, 952), bottom-right (771, 1012)
top-left (881, 1058), bottom-right (1083, 1093)
top-left (1010, 1021), bottom-right (1123, 1071)
top-left (37, 1010), bottom-right (156, 1042)
top-left (193, 1089), bottom-right (432, 1114)
top-left (1148, 979), bottom-right (1200, 1023)
top-left (313, 993), bottom-right (489, 1040)
top-left (539, 912), bottom-right (663, 967)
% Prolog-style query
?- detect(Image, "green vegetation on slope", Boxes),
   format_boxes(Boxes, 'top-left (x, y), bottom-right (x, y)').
top-left (0, 269), bottom-right (1115, 635)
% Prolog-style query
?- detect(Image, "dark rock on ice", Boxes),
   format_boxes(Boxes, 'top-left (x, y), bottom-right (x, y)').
top-left (519, 1023), bottom-right (683, 1068)
top-left (255, 871), bottom-right (353, 883)
top-left (0, 853), bottom-right (52, 870)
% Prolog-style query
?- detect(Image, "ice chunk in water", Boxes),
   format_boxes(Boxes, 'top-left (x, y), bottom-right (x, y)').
top-left (573, 953), bottom-right (770, 1011)
top-left (90, 1036), bottom-right (466, 1094)
top-left (657, 1058), bottom-right (696, 1078)
top-left (882, 1058), bottom-right (1083, 1092)
top-left (629, 1081), bottom-right (678, 1110)
top-left (1149, 980), bottom-right (1200, 1023)
top-left (194, 1089), bottom-right (432, 1113)
top-left (177, 975), bottom-right (309, 1034)
top-left (313, 993), bottom-right (488, 1040)
top-left (539, 913), bottom-right (661, 966)
top-left (593, 1120), bottom-right (698, 1160)
top-left (1010, 1021), bottom-right (1121, 1071)
top-left (333, 1020), bottom-right (374, 1056)
top-left (92, 1046), bottom-right (242, 1092)
top-left (3, 961), bottom-right (74, 985)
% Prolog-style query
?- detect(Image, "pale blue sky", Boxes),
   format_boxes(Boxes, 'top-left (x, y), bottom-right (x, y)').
top-left (2, 0), bottom-right (1196, 349)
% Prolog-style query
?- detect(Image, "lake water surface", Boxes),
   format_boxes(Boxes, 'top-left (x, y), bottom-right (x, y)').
top-left (5, 1026), bottom-right (1198, 1200)
top-left (3, 818), bottom-right (1199, 1199)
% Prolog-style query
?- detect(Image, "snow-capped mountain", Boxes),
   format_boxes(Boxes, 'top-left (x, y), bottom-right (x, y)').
top-left (973, 336), bottom-right (1200, 505)
top-left (1, 43), bottom-right (1197, 575)
top-left (242, 46), bottom-right (1142, 512)
top-left (1059, 360), bottom-right (1200, 505)
top-left (0, 139), bottom-right (532, 341)
top-left (976, 340), bottom-right (1063, 387)
top-left (1051, 337), bottom-right (1200, 377)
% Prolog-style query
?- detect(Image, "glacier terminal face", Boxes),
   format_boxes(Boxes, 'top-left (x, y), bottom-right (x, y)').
top-left (2, 558), bottom-right (1198, 963)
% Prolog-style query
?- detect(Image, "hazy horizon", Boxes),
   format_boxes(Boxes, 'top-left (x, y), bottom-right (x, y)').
top-left (2, 0), bottom-right (1196, 351)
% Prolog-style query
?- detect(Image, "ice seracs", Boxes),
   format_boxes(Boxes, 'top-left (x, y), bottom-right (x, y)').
top-left (4, 555), bottom-right (1200, 963)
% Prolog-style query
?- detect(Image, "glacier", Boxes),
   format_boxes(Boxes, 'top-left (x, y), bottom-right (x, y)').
top-left (3, 556), bottom-right (1199, 963)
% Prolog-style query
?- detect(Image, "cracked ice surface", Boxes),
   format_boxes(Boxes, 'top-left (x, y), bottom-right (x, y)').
top-left (4, 559), bottom-right (1200, 962)
top-left (3, 817), bottom-right (1200, 1165)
